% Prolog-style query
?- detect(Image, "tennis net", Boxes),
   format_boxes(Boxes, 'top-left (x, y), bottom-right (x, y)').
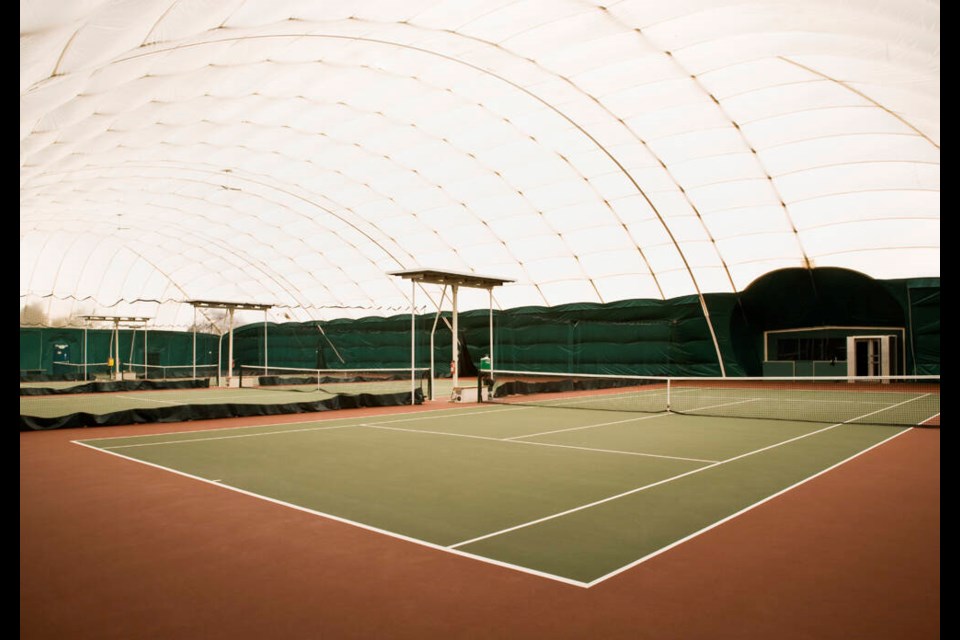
top-left (240, 365), bottom-right (430, 398)
top-left (49, 361), bottom-right (113, 381)
top-left (123, 363), bottom-right (219, 382)
top-left (485, 370), bottom-right (940, 427)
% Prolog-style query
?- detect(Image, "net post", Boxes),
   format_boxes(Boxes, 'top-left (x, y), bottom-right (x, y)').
top-left (666, 378), bottom-right (671, 412)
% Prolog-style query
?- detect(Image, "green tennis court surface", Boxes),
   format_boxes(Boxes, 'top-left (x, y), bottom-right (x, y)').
top-left (74, 402), bottom-right (925, 586)
top-left (20, 379), bottom-right (94, 390)
top-left (20, 382), bottom-right (429, 419)
top-left (21, 387), bottom-right (333, 417)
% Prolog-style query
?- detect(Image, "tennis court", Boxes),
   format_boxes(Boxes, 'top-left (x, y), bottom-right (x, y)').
top-left (74, 381), bottom-right (936, 585)
top-left (20, 3), bottom-right (939, 636)
top-left (19, 367), bottom-right (433, 427)
top-left (21, 384), bottom-right (410, 418)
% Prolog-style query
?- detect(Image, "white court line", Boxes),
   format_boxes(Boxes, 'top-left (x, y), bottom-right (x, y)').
top-left (678, 395), bottom-right (916, 408)
top-left (354, 405), bottom-right (535, 425)
top-left (62, 387), bottom-right (408, 405)
top-left (505, 396), bottom-right (759, 441)
top-left (843, 392), bottom-right (931, 422)
top-left (361, 423), bottom-right (717, 464)
top-left (101, 423), bottom-right (357, 449)
top-left (773, 397), bottom-right (914, 406)
top-left (113, 394), bottom-right (186, 405)
top-left (359, 423), bottom-right (504, 444)
top-left (71, 439), bottom-right (590, 589)
top-left (532, 392), bottom-right (763, 411)
top-left (182, 392), bottom-right (314, 402)
top-left (515, 385), bottom-right (707, 409)
top-left (94, 406), bottom-right (709, 463)
top-left (78, 402), bottom-right (517, 444)
top-left (116, 391), bottom-right (342, 404)
top-left (447, 392), bottom-right (925, 550)
top-left (25, 390), bottom-right (301, 403)
top-left (584, 426), bottom-right (914, 587)
top-left (72, 392), bottom-right (929, 588)
top-left (85, 405), bottom-right (532, 449)
top-left (680, 398), bottom-right (761, 413)
top-left (505, 412), bottom-right (669, 440)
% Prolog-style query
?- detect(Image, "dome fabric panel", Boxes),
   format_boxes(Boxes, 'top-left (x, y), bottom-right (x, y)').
top-left (20, 0), bottom-right (939, 327)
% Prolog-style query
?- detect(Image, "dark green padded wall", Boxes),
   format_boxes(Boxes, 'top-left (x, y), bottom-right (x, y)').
top-left (19, 328), bottom-right (219, 375)
top-left (21, 272), bottom-right (939, 378)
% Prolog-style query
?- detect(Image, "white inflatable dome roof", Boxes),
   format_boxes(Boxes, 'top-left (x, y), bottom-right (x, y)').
top-left (20, 0), bottom-right (939, 327)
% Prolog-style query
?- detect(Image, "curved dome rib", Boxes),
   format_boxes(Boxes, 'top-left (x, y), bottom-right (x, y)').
top-left (20, 0), bottom-right (939, 345)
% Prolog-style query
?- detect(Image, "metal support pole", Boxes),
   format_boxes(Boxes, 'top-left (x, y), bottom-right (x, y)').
top-left (83, 326), bottom-right (88, 381)
top-left (488, 288), bottom-right (494, 373)
top-left (428, 285), bottom-right (449, 402)
top-left (410, 279), bottom-right (416, 405)
top-left (217, 331), bottom-right (224, 387)
top-left (144, 325), bottom-right (149, 379)
top-left (192, 306), bottom-right (197, 379)
top-left (114, 320), bottom-right (120, 380)
top-left (451, 284), bottom-right (459, 389)
top-left (227, 307), bottom-right (235, 387)
top-left (264, 309), bottom-right (269, 374)
top-left (697, 297), bottom-right (727, 377)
